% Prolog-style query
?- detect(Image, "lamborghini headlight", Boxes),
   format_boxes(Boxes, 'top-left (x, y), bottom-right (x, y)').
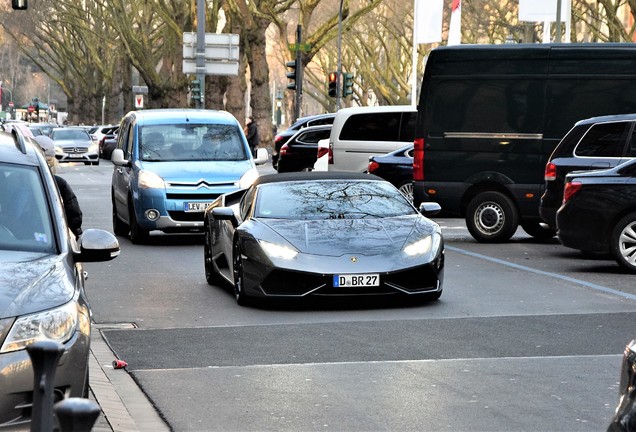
top-left (403, 235), bottom-right (433, 256)
top-left (1, 301), bottom-right (78, 353)
top-left (259, 240), bottom-right (298, 260)
top-left (138, 170), bottom-right (166, 189)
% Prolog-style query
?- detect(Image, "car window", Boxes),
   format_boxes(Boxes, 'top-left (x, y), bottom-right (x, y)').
top-left (239, 186), bottom-right (256, 220)
top-left (255, 180), bottom-right (415, 220)
top-left (306, 117), bottom-right (334, 127)
top-left (575, 121), bottom-right (630, 157)
top-left (138, 124), bottom-right (246, 162)
top-left (296, 129), bottom-right (331, 144)
top-left (0, 164), bottom-right (55, 253)
top-left (399, 112), bottom-right (417, 142)
top-left (339, 113), bottom-right (401, 142)
top-left (626, 125), bottom-right (636, 158)
top-left (52, 129), bottom-right (90, 140)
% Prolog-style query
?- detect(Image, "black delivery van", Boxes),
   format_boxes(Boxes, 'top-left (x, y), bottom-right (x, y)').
top-left (413, 43), bottom-right (636, 243)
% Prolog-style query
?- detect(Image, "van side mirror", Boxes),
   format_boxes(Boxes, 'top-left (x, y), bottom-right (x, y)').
top-left (12, 0), bottom-right (27, 9)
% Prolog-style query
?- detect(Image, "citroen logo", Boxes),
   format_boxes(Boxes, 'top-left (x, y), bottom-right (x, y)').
top-left (350, 256), bottom-right (358, 263)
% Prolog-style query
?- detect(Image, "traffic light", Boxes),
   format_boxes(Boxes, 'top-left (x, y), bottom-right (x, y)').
top-left (328, 71), bottom-right (338, 98)
top-left (190, 79), bottom-right (201, 102)
top-left (342, 73), bottom-right (354, 97)
top-left (286, 60), bottom-right (298, 90)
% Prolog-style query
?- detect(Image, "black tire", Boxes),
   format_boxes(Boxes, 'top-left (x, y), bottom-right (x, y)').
top-left (112, 197), bottom-right (129, 236)
top-left (466, 191), bottom-right (519, 243)
top-left (232, 240), bottom-right (251, 306)
top-left (611, 212), bottom-right (636, 272)
top-left (129, 202), bottom-right (149, 244)
top-left (204, 227), bottom-right (225, 286)
top-left (521, 220), bottom-right (556, 241)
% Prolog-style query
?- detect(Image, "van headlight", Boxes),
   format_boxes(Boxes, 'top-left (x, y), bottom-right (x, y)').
top-left (138, 170), bottom-right (166, 189)
top-left (1, 302), bottom-right (78, 353)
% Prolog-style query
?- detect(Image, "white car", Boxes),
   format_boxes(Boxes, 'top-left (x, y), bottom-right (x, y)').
top-left (51, 127), bottom-right (100, 165)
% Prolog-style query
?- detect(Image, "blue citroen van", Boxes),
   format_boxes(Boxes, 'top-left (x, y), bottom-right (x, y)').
top-left (111, 109), bottom-right (268, 243)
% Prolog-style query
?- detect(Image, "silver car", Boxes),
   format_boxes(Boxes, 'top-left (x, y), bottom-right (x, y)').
top-left (51, 127), bottom-right (100, 165)
top-left (0, 128), bottom-right (119, 427)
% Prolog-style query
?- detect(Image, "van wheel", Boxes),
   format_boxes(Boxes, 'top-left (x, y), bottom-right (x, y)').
top-left (466, 192), bottom-right (519, 243)
top-left (611, 212), bottom-right (636, 273)
top-left (112, 201), bottom-right (129, 237)
top-left (521, 221), bottom-right (556, 241)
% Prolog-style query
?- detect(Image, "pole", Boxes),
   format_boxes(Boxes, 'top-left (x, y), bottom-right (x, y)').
top-left (336, 0), bottom-right (344, 110)
top-left (196, 0), bottom-right (206, 109)
top-left (555, 0), bottom-right (562, 43)
top-left (295, 25), bottom-right (303, 121)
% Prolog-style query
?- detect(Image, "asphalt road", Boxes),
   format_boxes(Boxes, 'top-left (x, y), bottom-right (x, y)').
top-left (58, 160), bottom-right (636, 432)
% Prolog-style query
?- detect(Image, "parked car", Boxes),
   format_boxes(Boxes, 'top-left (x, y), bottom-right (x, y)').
top-left (0, 127), bottom-right (120, 427)
top-left (368, 144), bottom-right (414, 201)
top-left (556, 157), bottom-right (636, 272)
top-left (98, 125), bottom-right (119, 160)
top-left (608, 339), bottom-right (636, 432)
top-left (273, 113), bottom-right (335, 168)
top-left (327, 105), bottom-right (416, 173)
top-left (203, 171), bottom-right (444, 305)
top-left (111, 108), bottom-right (269, 244)
top-left (277, 124), bottom-right (332, 173)
top-left (90, 124), bottom-right (116, 146)
top-left (51, 127), bottom-right (100, 165)
top-left (28, 123), bottom-right (57, 137)
top-left (541, 113), bottom-right (636, 229)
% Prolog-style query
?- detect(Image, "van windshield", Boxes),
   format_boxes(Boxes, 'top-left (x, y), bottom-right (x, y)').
top-left (139, 124), bottom-right (248, 162)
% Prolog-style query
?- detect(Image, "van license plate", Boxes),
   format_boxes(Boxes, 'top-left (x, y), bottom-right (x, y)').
top-left (184, 202), bottom-right (212, 212)
top-left (333, 274), bottom-right (379, 287)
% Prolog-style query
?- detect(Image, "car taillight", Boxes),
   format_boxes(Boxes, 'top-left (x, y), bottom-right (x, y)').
top-left (368, 160), bottom-right (380, 173)
top-left (280, 143), bottom-right (289, 156)
top-left (274, 135), bottom-right (284, 143)
top-left (328, 142), bottom-right (333, 164)
top-left (317, 146), bottom-right (329, 159)
top-left (563, 181), bottom-right (582, 203)
top-left (545, 162), bottom-right (557, 181)
top-left (413, 137), bottom-right (424, 181)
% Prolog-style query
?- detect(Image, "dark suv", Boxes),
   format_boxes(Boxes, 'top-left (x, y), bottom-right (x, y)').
top-left (540, 113), bottom-right (636, 229)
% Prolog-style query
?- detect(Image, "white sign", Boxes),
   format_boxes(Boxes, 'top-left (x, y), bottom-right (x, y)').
top-left (134, 95), bottom-right (144, 109)
top-left (182, 59), bottom-right (239, 76)
top-left (182, 33), bottom-right (240, 61)
top-left (519, 0), bottom-right (568, 21)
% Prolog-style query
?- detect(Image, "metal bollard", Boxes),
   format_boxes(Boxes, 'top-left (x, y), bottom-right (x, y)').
top-left (54, 398), bottom-right (101, 432)
top-left (26, 340), bottom-right (64, 432)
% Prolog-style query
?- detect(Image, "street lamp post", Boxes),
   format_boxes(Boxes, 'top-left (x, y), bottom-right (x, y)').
top-left (336, 0), bottom-right (344, 110)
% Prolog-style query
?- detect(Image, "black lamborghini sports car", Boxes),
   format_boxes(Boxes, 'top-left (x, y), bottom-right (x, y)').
top-left (203, 171), bottom-right (444, 305)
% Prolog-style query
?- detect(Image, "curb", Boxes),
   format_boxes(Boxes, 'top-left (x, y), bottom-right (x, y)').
top-left (89, 324), bottom-right (170, 432)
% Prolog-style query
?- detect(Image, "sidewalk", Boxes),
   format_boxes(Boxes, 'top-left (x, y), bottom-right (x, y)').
top-left (88, 324), bottom-right (170, 432)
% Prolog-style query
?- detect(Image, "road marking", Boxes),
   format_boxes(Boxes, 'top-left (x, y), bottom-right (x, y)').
top-left (446, 245), bottom-right (636, 301)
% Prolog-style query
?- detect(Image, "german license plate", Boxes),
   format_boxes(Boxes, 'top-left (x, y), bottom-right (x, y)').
top-left (184, 202), bottom-right (212, 212)
top-left (69, 153), bottom-right (83, 158)
top-left (333, 274), bottom-right (379, 287)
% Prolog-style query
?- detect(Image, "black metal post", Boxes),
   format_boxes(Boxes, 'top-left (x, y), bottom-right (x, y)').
top-left (294, 25), bottom-right (303, 122)
top-left (55, 398), bottom-right (101, 432)
top-left (27, 341), bottom-right (64, 432)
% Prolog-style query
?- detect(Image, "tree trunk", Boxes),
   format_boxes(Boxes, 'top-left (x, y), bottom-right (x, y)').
top-left (246, 17), bottom-right (273, 151)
